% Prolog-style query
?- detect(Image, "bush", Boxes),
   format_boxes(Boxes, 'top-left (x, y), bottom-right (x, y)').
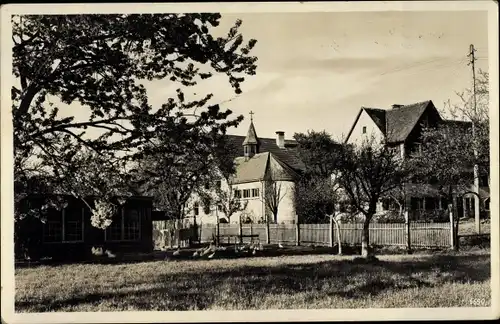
top-left (373, 210), bottom-right (405, 223)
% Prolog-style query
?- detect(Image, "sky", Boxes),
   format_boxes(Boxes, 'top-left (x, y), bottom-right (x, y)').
top-left (143, 10), bottom-right (488, 142)
top-left (35, 10), bottom-right (490, 144)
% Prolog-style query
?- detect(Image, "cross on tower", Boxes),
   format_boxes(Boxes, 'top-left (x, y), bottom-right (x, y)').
top-left (249, 110), bottom-right (254, 122)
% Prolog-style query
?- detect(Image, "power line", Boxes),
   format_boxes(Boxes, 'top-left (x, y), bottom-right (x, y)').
top-left (376, 57), bottom-right (467, 78)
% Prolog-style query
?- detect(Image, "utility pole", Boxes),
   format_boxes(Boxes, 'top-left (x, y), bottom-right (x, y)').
top-left (467, 44), bottom-right (481, 234)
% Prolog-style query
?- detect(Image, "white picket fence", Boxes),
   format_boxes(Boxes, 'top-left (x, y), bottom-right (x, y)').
top-left (153, 221), bottom-right (451, 249)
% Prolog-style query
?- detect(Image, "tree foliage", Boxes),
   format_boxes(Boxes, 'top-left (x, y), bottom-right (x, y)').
top-left (134, 127), bottom-right (242, 220)
top-left (293, 131), bottom-right (342, 223)
top-left (12, 14), bottom-right (258, 225)
top-left (442, 70), bottom-right (490, 175)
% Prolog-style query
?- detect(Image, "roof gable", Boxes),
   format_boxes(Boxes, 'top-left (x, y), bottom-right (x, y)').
top-left (230, 152), bottom-right (270, 184)
top-left (345, 107), bottom-right (386, 143)
top-left (346, 100), bottom-right (444, 144)
top-left (385, 100), bottom-right (433, 143)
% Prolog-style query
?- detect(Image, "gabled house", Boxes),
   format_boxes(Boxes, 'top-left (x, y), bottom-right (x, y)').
top-left (185, 118), bottom-right (305, 225)
top-left (345, 100), bottom-right (490, 220)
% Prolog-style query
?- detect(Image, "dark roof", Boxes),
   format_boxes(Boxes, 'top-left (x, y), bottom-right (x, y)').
top-left (364, 108), bottom-right (387, 134)
top-left (442, 119), bottom-right (473, 129)
top-left (346, 100), bottom-right (439, 144)
top-left (226, 135), bottom-right (305, 172)
top-left (385, 101), bottom-right (432, 143)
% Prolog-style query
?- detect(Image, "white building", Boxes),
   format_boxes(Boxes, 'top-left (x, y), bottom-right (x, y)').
top-left (185, 118), bottom-right (305, 225)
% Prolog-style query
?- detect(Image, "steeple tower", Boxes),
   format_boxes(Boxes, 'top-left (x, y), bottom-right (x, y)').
top-left (243, 111), bottom-right (259, 159)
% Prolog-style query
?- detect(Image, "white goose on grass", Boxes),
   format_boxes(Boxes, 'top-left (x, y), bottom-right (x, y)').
top-left (173, 249), bottom-right (181, 256)
top-left (105, 250), bottom-right (116, 258)
top-left (208, 251), bottom-right (216, 259)
top-left (193, 251), bottom-right (200, 257)
top-left (278, 243), bottom-right (284, 249)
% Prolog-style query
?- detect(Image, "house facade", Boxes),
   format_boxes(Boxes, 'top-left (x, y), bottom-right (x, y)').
top-left (15, 195), bottom-right (154, 261)
top-left (184, 119), bottom-right (305, 225)
top-left (345, 100), bottom-right (490, 221)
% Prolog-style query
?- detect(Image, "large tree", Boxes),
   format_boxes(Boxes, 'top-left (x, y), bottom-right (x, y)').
top-left (134, 125), bottom-right (242, 220)
top-left (410, 70), bottom-right (490, 238)
top-left (335, 137), bottom-right (411, 258)
top-left (293, 131), bottom-right (342, 223)
top-left (409, 122), bottom-right (478, 247)
top-left (12, 14), bottom-right (258, 224)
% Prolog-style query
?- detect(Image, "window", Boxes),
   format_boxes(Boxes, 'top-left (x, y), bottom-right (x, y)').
top-left (64, 207), bottom-right (84, 242)
top-left (426, 197), bottom-right (437, 210)
top-left (243, 189), bottom-right (251, 198)
top-left (106, 213), bottom-right (122, 241)
top-left (123, 209), bottom-right (141, 241)
top-left (234, 190), bottom-right (242, 199)
top-left (411, 143), bottom-right (422, 156)
top-left (216, 180), bottom-right (221, 189)
top-left (203, 201), bottom-right (211, 214)
top-left (193, 202), bottom-right (199, 216)
top-left (480, 175), bottom-right (489, 187)
top-left (362, 126), bottom-right (367, 134)
top-left (382, 199), bottom-right (390, 211)
top-left (410, 197), bottom-right (424, 210)
top-left (204, 182), bottom-right (210, 190)
top-left (485, 198), bottom-right (490, 211)
top-left (217, 204), bottom-right (223, 212)
top-left (252, 188), bottom-right (260, 197)
top-left (44, 209), bottom-right (63, 243)
top-left (440, 197), bottom-right (449, 209)
top-left (106, 207), bottom-right (141, 241)
top-left (43, 207), bottom-right (84, 243)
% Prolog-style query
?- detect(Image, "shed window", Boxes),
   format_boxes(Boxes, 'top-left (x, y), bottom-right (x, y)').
top-left (252, 188), bottom-right (260, 197)
top-left (234, 190), bottom-right (242, 199)
top-left (43, 206), bottom-right (84, 243)
top-left (106, 207), bottom-right (141, 241)
top-left (243, 189), bottom-right (251, 198)
top-left (362, 126), bottom-right (367, 134)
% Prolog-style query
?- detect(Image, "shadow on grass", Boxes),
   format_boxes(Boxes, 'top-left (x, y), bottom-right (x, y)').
top-left (16, 252), bottom-right (490, 312)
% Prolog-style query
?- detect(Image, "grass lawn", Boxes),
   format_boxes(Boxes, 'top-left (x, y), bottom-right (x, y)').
top-left (15, 249), bottom-right (491, 312)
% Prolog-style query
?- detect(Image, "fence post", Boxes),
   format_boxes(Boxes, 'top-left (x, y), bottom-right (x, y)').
top-left (329, 214), bottom-right (334, 248)
top-left (239, 216), bottom-right (243, 244)
top-left (295, 221), bottom-right (300, 246)
top-left (405, 209), bottom-right (412, 254)
top-left (448, 203), bottom-right (455, 250)
top-left (266, 216), bottom-right (271, 244)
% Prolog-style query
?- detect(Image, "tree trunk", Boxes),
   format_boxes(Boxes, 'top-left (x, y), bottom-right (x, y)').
top-left (452, 195), bottom-right (460, 251)
top-left (329, 214), bottom-right (334, 248)
top-left (332, 214), bottom-right (342, 255)
top-left (361, 216), bottom-right (372, 258)
top-left (216, 210), bottom-right (220, 246)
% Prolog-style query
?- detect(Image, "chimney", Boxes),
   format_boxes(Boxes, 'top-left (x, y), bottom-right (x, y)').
top-left (392, 104), bottom-right (404, 109)
top-left (276, 131), bottom-right (285, 148)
